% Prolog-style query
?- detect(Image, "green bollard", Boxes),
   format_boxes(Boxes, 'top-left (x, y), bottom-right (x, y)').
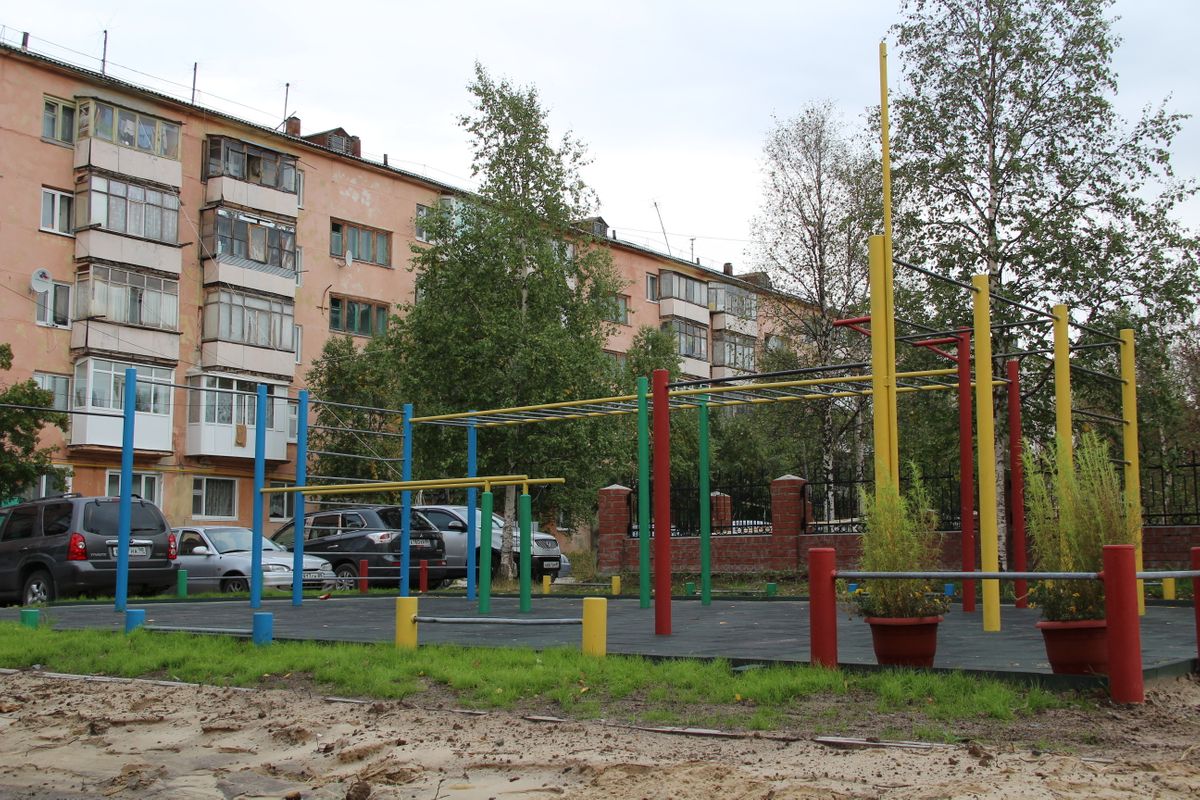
top-left (684, 581), bottom-right (696, 595)
top-left (765, 582), bottom-right (778, 597)
top-left (20, 609), bottom-right (40, 629)
top-left (176, 569), bottom-right (188, 598)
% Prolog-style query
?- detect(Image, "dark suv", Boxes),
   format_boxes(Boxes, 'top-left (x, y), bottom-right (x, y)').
top-left (270, 506), bottom-right (446, 590)
top-left (0, 495), bottom-right (178, 605)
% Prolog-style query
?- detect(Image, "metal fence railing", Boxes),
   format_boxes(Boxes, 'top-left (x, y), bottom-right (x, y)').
top-left (1142, 455), bottom-right (1200, 526)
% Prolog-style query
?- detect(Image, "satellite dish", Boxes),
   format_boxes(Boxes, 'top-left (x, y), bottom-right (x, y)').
top-left (343, 249), bottom-right (355, 268)
top-left (30, 268), bottom-right (53, 294)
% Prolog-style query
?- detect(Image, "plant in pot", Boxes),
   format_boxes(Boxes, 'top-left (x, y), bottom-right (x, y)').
top-left (1024, 432), bottom-right (1138, 675)
top-left (851, 472), bottom-right (950, 668)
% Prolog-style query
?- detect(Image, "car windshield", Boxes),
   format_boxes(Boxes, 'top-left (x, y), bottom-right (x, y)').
top-left (203, 527), bottom-right (283, 554)
top-left (83, 500), bottom-right (167, 535)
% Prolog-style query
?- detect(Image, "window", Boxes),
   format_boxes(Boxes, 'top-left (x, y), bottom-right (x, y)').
top-left (192, 477), bottom-right (237, 519)
top-left (78, 99), bottom-right (180, 159)
top-left (709, 284), bottom-right (758, 319)
top-left (765, 334), bottom-right (788, 352)
top-left (205, 137), bottom-right (298, 193)
top-left (330, 219), bottom-right (391, 266)
top-left (33, 373), bottom-right (70, 411)
top-left (1, 506), bottom-right (39, 541)
top-left (35, 281), bottom-right (71, 328)
top-left (415, 204), bottom-right (432, 243)
top-left (76, 266), bottom-right (179, 331)
top-left (606, 295), bottom-right (630, 325)
top-left (293, 325), bottom-right (302, 364)
top-left (659, 272), bottom-right (707, 306)
top-left (295, 247), bottom-right (303, 285)
top-left (329, 295), bottom-right (390, 337)
top-left (286, 400), bottom-right (299, 442)
top-left (203, 288), bottom-right (295, 351)
top-left (296, 170), bottom-right (305, 207)
top-left (40, 188), bottom-right (74, 235)
top-left (713, 331), bottom-right (756, 371)
top-left (75, 174), bottom-right (179, 244)
top-left (268, 481), bottom-right (296, 521)
top-left (72, 359), bottom-right (172, 415)
top-left (42, 97), bottom-right (75, 144)
top-left (662, 318), bottom-right (708, 360)
top-left (106, 470), bottom-right (161, 506)
top-left (187, 375), bottom-right (280, 429)
top-left (200, 207), bottom-right (296, 271)
top-left (646, 274), bottom-right (659, 302)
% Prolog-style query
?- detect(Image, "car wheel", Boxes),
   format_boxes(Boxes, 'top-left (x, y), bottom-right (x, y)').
top-left (334, 563), bottom-right (358, 591)
top-left (222, 574), bottom-right (249, 593)
top-left (22, 570), bottom-right (54, 606)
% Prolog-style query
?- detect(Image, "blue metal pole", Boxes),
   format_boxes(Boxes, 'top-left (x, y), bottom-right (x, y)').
top-left (250, 383), bottom-right (267, 609)
top-left (292, 390), bottom-right (309, 606)
top-left (114, 367), bottom-right (136, 613)
top-left (400, 403), bottom-right (413, 596)
top-left (466, 418), bottom-right (478, 600)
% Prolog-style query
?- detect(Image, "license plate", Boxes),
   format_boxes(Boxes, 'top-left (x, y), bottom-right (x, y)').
top-left (110, 545), bottom-right (149, 558)
top-left (303, 571), bottom-right (321, 580)
top-left (543, 560), bottom-right (560, 569)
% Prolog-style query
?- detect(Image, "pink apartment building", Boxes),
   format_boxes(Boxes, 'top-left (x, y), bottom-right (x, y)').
top-left (0, 42), bottom-right (793, 530)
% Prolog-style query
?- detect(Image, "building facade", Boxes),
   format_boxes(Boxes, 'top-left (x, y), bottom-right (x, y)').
top-left (0, 43), bottom-right (794, 530)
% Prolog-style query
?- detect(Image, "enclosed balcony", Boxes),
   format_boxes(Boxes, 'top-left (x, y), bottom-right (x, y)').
top-left (69, 358), bottom-right (173, 453)
top-left (185, 375), bottom-right (289, 460)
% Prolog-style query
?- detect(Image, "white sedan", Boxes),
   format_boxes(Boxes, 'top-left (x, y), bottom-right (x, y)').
top-left (173, 526), bottom-right (336, 593)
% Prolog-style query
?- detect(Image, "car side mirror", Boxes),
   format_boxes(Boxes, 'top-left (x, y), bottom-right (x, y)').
top-left (447, 520), bottom-right (467, 533)
top-left (191, 545), bottom-right (210, 556)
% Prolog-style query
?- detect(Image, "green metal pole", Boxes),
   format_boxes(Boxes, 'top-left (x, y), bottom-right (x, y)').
top-left (519, 490), bottom-right (532, 613)
top-left (698, 396), bottom-right (711, 606)
top-left (176, 569), bottom-right (188, 598)
top-left (637, 375), bottom-right (651, 609)
top-left (479, 491), bottom-right (493, 614)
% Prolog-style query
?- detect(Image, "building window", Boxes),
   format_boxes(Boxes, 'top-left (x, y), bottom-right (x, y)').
top-left (659, 272), bottom-right (707, 306)
top-left (330, 220), bottom-right (391, 266)
top-left (415, 204), bottom-right (432, 243)
top-left (286, 400), bottom-right (299, 442)
top-left (203, 288), bottom-right (295, 352)
top-left (75, 174), bottom-right (179, 244)
top-left (106, 470), bottom-right (161, 506)
top-left (713, 331), bottom-right (756, 371)
top-left (269, 481), bottom-right (296, 521)
top-left (709, 284), bottom-right (758, 319)
top-left (75, 266), bottom-right (179, 331)
top-left (296, 170), bottom-right (305, 207)
top-left (76, 99), bottom-right (180, 159)
top-left (187, 375), bottom-right (280, 429)
top-left (646, 274), bottom-right (659, 302)
top-left (35, 281), bottom-right (71, 329)
top-left (205, 136), bottom-right (298, 193)
top-left (72, 359), bottom-right (172, 415)
top-left (765, 334), bottom-right (788, 352)
top-left (40, 188), bottom-right (74, 235)
top-left (11, 473), bottom-right (71, 504)
top-left (606, 295), bottom-right (630, 325)
top-left (42, 97), bottom-right (75, 144)
top-left (329, 296), bottom-right (389, 337)
top-left (33, 373), bottom-right (70, 411)
top-left (200, 207), bottom-right (296, 271)
top-left (192, 477), bottom-right (237, 519)
top-left (662, 318), bottom-right (708, 361)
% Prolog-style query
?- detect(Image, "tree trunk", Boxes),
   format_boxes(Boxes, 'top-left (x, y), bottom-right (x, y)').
top-left (501, 484), bottom-right (517, 580)
top-left (821, 401), bottom-right (836, 522)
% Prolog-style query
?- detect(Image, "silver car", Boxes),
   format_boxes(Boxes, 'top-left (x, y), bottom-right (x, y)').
top-left (173, 526), bottom-right (335, 593)
top-left (414, 505), bottom-right (563, 581)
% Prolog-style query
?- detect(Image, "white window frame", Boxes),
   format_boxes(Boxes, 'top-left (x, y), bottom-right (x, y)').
top-left (35, 281), bottom-right (71, 329)
top-left (415, 204), bottom-right (432, 243)
top-left (106, 469), bottom-right (162, 506)
top-left (40, 188), bottom-right (74, 236)
top-left (15, 472), bottom-right (72, 503)
top-left (203, 288), bottom-right (295, 352)
top-left (72, 358), bottom-right (173, 415)
top-left (268, 480), bottom-right (296, 521)
top-left (646, 274), bottom-right (659, 303)
top-left (76, 174), bottom-right (180, 244)
top-left (42, 96), bottom-right (75, 145)
top-left (192, 476), bottom-right (238, 520)
top-left (286, 400), bottom-right (299, 443)
top-left (32, 372), bottom-right (71, 411)
top-left (81, 100), bottom-right (180, 160)
top-left (293, 324), bottom-right (303, 364)
top-left (75, 265), bottom-right (179, 331)
top-left (296, 170), bottom-right (305, 208)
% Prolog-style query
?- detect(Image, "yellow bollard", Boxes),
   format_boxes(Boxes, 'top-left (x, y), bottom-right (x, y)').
top-left (611, 575), bottom-right (621, 596)
top-left (542, 574), bottom-right (551, 595)
top-left (581, 597), bottom-right (607, 657)
top-left (395, 596), bottom-right (418, 649)
top-left (1162, 578), bottom-right (1176, 600)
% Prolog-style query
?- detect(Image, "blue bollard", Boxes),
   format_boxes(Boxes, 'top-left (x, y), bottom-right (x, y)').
top-left (252, 612), bottom-right (274, 646)
top-left (944, 583), bottom-right (955, 598)
top-left (847, 582), bottom-right (858, 594)
top-left (124, 609), bottom-right (146, 633)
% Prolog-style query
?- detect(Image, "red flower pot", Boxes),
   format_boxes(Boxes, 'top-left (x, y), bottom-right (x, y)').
top-left (1036, 619), bottom-right (1108, 675)
top-left (865, 616), bottom-right (943, 667)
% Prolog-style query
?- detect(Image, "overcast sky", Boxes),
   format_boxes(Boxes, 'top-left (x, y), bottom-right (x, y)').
top-left (4, 0), bottom-right (1195, 273)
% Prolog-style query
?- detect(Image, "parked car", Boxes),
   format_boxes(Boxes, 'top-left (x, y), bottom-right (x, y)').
top-left (0, 494), bottom-right (177, 605)
top-left (173, 526), bottom-right (336, 593)
top-left (270, 506), bottom-right (447, 589)
top-left (414, 504), bottom-right (563, 581)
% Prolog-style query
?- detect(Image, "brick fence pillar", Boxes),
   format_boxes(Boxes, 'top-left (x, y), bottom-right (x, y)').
top-left (772, 475), bottom-right (809, 572)
top-left (711, 492), bottom-right (732, 529)
top-left (597, 485), bottom-right (632, 575)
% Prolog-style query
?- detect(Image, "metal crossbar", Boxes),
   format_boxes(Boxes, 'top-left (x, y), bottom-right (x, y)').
top-left (413, 616), bottom-right (581, 625)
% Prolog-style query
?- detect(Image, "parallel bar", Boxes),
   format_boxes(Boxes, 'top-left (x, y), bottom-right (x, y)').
top-left (414, 616), bottom-right (581, 625)
top-left (1072, 408), bottom-right (1128, 425)
top-left (838, 570), bottom-right (1100, 580)
top-left (1136, 570), bottom-right (1200, 579)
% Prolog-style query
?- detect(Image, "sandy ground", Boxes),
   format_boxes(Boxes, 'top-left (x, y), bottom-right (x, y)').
top-left (0, 670), bottom-right (1196, 800)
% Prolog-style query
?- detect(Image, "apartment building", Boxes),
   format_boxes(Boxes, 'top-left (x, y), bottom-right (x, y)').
top-left (0, 42), bottom-right (793, 530)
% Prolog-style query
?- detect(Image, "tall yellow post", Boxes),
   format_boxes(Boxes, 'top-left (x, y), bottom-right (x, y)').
top-left (971, 275), bottom-right (1001, 632)
top-left (878, 41), bottom-right (900, 477)
top-left (870, 235), bottom-right (897, 490)
top-left (542, 574), bottom-right (551, 595)
top-left (611, 575), bottom-right (621, 596)
top-left (1053, 304), bottom-right (1074, 475)
top-left (395, 596), bottom-right (418, 649)
top-left (1120, 329), bottom-right (1145, 614)
top-left (581, 597), bottom-right (607, 657)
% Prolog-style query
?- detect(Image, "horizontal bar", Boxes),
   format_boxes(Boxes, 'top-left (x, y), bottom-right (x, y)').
top-left (309, 449), bottom-right (406, 462)
top-left (1137, 570), bottom-right (1200, 579)
top-left (308, 397), bottom-right (407, 415)
top-left (896, 328), bottom-right (962, 343)
top-left (833, 316), bottom-right (871, 326)
top-left (989, 319), bottom-right (1052, 332)
top-left (894, 317), bottom-right (943, 333)
top-left (892, 258), bottom-right (979, 293)
top-left (260, 474), bottom-right (529, 494)
top-left (1072, 408), bottom-right (1128, 426)
top-left (413, 616), bottom-right (581, 626)
top-left (1071, 341), bottom-right (1121, 351)
top-left (994, 348), bottom-right (1053, 359)
top-left (913, 337), bottom-right (958, 347)
top-left (145, 626), bottom-right (252, 636)
top-left (667, 361), bottom-right (870, 389)
top-left (309, 424), bottom-right (407, 440)
top-left (1071, 320), bottom-right (1124, 343)
top-left (0, 402), bottom-right (119, 418)
top-left (990, 292), bottom-right (1059, 321)
top-left (282, 477), bottom-right (566, 496)
top-left (838, 570), bottom-right (1100, 580)
top-left (1069, 363), bottom-right (1124, 383)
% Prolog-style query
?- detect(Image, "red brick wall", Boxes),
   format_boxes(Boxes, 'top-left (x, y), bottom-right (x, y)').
top-left (1142, 526), bottom-right (1199, 567)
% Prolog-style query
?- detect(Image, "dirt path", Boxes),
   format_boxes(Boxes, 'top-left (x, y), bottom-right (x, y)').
top-left (0, 671), bottom-right (1196, 799)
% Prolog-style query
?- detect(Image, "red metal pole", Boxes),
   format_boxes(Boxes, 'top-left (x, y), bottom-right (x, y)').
top-left (1192, 548), bottom-right (1200, 665)
top-left (1007, 360), bottom-right (1028, 608)
top-left (358, 558), bottom-right (369, 594)
top-left (957, 331), bottom-right (976, 612)
top-left (419, 559), bottom-right (428, 593)
top-left (808, 548), bottom-right (838, 667)
top-left (652, 369), bottom-right (672, 635)
top-left (1103, 544), bottom-right (1144, 704)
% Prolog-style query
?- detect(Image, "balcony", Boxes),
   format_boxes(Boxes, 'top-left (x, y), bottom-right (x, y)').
top-left (203, 258), bottom-right (296, 299)
top-left (711, 365), bottom-right (752, 380)
top-left (658, 297), bottom-right (710, 325)
top-left (201, 341), bottom-right (295, 379)
top-left (185, 382), bottom-right (289, 460)
top-left (205, 176), bottom-right (298, 218)
top-left (680, 356), bottom-right (711, 379)
top-left (74, 137), bottom-right (182, 188)
top-left (75, 228), bottom-right (182, 275)
top-left (186, 419), bottom-right (288, 461)
top-left (711, 312), bottom-right (758, 337)
top-left (69, 407), bottom-right (172, 453)
top-left (71, 320), bottom-right (179, 363)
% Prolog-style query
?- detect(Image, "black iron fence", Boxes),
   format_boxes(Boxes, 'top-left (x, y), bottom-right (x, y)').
top-left (1142, 455), bottom-right (1200, 525)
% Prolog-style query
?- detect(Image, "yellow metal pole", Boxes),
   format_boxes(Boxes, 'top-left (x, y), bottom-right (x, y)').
top-left (971, 274), bottom-right (1001, 632)
top-left (869, 235), bottom-right (894, 492)
top-left (1053, 304), bottom-right (1074, 474)
top-left (878, 40), bottom-right (900, 481)
top-left (394, 596), bottom-right (418, 649)
top-left (1120, 328), bottom-right (1145, 614)
top-left (260, 475), bottom-right (528, 495)
top-left (581, 597), bottom-right (607, 657)
top-left (611, 575), bottom-right (621, 596)
top-left (542, 574), bottom-right (551, 595)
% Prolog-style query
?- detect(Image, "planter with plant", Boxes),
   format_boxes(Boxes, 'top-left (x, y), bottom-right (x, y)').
top-left (851, 472), bottom-right (950, 668)
top-left (1024, 432), bottom-right (1138, 675)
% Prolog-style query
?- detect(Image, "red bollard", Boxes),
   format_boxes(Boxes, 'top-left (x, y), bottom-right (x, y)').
top-left (358, 559), bottom-right (369, 594)
top-left (1103, 544), bottom-right (1144, 704)
top-left (1192, 548), bottom-right (1200, 666)
top-left (808, 548), bottom-right (838, 668)
top-left (419, 559), bottom-right (428, 593)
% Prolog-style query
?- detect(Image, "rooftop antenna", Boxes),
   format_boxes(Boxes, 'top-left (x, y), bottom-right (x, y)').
top-left (282, 82), bottom-right (290, 125)
top-left (690, 237), bottom-right (696, 262)
top-left (653, 201), bottom-right (672, 257)
top-left (101, 29), bottom-right (108, 75)
top-left (190, 62), bottom-right (197, 103)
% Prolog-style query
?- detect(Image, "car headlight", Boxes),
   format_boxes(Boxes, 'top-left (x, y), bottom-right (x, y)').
top-left (263, 564), bottom-right (291, 573)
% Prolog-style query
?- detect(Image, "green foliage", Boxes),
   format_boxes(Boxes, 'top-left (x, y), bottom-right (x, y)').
top-left (1024, 433), bottom-right (1137, 620)
top-left (0, 343), bottom-right (68, 501)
